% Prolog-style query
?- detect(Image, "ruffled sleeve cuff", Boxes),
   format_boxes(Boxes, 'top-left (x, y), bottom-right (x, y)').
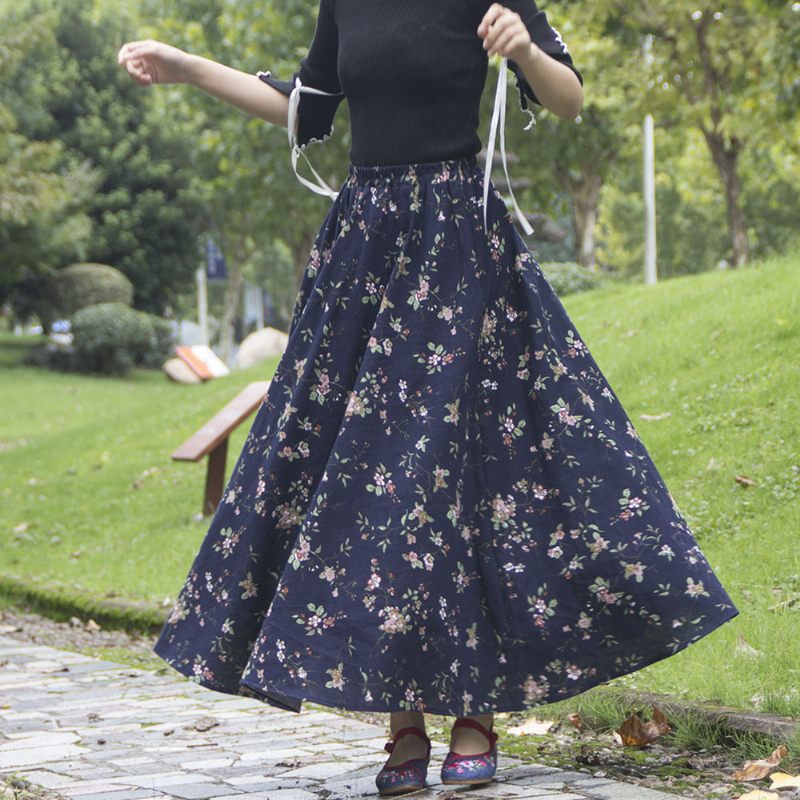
top-left (256, 69), bottom-right (345, 149)
top-left (508, 53), bottom-right (583, 112)
top-left (507, 7), bottom-right (583, 112)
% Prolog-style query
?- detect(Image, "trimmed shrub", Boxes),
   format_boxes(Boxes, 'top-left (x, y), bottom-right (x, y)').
top-left (49, 262), bottom-right (134, 317)
top-left (70, 302), bottom-right (175, 376)
top-left (142, 315), bottom-right (177, 368)
top-left (25, 341), bottom-right (76, 372)
top-left (538, 261), bottom-right (604, 296)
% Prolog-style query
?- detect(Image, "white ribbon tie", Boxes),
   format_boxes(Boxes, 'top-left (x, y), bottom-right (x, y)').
top-left (286, 76), bottom-right (342, 200)
top-left (277, 63), bottom-right (536, 239)
top-left (483, 56), bottom-right (535, 237)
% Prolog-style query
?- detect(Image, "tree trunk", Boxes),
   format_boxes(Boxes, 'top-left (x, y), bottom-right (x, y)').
top-left (572, 172), bottom-right (603, 271)
top-left (702, 128), bottom-right (749, 267)
top-left (219, 235), bottom-right (247, 365)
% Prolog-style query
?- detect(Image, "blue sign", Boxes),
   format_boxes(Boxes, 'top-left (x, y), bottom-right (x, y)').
top-left (206, 237), bottom-right (227, 281)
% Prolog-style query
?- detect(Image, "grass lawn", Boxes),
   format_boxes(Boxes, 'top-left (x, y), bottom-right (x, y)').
top-left (2, 247), bottom-right (799, 717)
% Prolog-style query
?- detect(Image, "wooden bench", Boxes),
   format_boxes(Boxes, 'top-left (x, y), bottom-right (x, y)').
top-left (172, 380), bottom-right (271, 516)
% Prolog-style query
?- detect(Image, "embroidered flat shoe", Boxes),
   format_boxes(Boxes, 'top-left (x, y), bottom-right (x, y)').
top-left (375, 724), bottom-right (432, 796)
top-left (440, 716), bottom-right (500, 785)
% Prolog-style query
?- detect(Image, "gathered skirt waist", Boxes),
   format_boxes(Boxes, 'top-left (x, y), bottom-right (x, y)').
top-left (346, 153), bottom-right (480, 184)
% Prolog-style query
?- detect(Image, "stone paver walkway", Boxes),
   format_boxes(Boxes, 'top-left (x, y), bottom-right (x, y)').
top-left (0, 635), bottom-right (681, 800)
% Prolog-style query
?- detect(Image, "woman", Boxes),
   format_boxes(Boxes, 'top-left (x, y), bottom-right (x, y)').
top-left (118, 1), bottom-right (739, 795)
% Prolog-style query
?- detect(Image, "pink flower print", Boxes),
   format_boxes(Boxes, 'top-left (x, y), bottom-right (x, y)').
top-left (275, 503), bottom-right (302, 530)
top-left (623, 561), bottom-right (646, 582)
top-left (523, 675), bottom-right (548, 701)
top-left (491, 494), bottom-right (516, 527)
top-left (379, 606), bottom-right (410, 635)
top-left (597, 587), bottom-right (620, 605)
top-left (566, 663), bottom-right (582, 680)
top-left (686, 577), bottom-right (710, 597)
top-left (325, 662), bottom-right (345, 690)
top-left (292, 534), bottom-right (311, 564)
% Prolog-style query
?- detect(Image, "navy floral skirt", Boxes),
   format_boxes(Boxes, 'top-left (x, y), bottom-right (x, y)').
top-left (154, 153), bottom-right (739, 716)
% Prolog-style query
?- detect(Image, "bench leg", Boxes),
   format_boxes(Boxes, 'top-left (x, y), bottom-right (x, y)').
top-left (203, 437), bottom-right (229, 516)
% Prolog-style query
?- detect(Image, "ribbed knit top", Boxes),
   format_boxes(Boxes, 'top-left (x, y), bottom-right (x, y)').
top-left (257, 0), bottom-right (582, 167)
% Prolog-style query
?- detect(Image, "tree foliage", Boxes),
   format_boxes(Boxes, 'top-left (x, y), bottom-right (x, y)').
top-left (4, 0), bottom-right (204, 315)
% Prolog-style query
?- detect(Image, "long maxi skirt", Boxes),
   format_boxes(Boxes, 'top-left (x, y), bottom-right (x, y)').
top-left (153, 153), bottom-right (739, 716)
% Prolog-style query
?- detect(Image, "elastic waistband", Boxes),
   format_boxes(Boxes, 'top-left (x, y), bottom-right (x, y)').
top-left (347, 153), bottom-right (479, 182)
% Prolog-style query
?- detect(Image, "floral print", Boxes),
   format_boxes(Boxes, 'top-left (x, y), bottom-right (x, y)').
top-left (154, 154), bottom-right (739, 716)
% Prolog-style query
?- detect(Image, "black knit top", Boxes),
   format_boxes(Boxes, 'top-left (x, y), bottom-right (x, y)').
top-left (257, 0), bottom-right (583, 167)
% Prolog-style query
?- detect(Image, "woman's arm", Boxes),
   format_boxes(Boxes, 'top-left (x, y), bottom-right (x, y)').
top-left (116, 40), bottom-right (291, 129)
top-left (477, 2), bottom-right (583, 119)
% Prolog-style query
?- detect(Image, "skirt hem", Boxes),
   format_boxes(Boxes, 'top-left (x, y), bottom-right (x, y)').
top-left (153, 605), bottom-right (740, 717)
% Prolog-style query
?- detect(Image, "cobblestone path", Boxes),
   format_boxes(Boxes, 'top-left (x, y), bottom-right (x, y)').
top-left (0, 635), bottom-right (679, 800)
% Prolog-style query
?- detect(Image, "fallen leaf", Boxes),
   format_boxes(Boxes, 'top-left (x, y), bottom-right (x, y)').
top-left (613, 706), bottom-right (671, 747)
top-left (732, 744), bottom-right (788, 781)
top-left (735, 474), bottom-right (756, 487)
top-left (507, 717), bottom-right (556, 735)
top-left (575, 743), bottom-right (600, 765)
top-left (735, 633), bottom-right (763, 658)
top-left (737, 792), bottom-right (780, 800)
top-left (190, 715), bottom-right (220, 732)
top-left (23, 659), bottom-right (69, 674)
top-left (85, 619), bottom-right (102, 632)
top-left (568, 712), bottom-right (585, 732)
top-left (769, 771), bottom-right (800, 789)
top-left (275, 757), bottom-right (303, 768)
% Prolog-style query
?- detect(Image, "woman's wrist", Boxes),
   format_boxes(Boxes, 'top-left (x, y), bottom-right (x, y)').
top-left (181, 52), bottom-right (205, 85)
top-left (513, 41), bottom-right (543, 72)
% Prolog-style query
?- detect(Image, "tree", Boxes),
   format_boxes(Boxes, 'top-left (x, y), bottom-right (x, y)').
top-left (602, 0), bottom-right (795, 267)
top-left (0, 12), bottom-right (96, 325)
top-left (152, 0), bottom-right (350, 359)
top-left (6, 0), bottom-right (204, 314)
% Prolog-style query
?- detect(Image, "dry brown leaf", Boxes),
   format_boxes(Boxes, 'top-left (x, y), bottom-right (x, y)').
top-left (732, 745), bottom-right (788, 781)
top-left (567, 712), bottom-right (585, 732)
top-left (769, 771), bottom-right (800, 789)
top-left (737, 791), bottom-right (780, 800)
top-left (735, 474), bottom-right (756, 487)
top-left (189, 715), bottom-right (220, 732)
top-left (507, 717), bottom-right (556, 735)
top-left (613, 705), bottom-right (671, 747)
top-left (735, 633), bottom-right (763, 658)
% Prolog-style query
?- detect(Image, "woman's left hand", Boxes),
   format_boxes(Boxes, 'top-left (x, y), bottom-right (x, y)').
top-left (477, 3), bottom-right (534, 63)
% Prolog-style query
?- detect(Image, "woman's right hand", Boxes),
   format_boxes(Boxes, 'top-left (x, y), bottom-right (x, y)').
top-left (117, 39), bottom-right (194, 86)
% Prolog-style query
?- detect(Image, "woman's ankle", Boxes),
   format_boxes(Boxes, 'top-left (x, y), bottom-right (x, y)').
top-left (449, 712), bottom-right (495, 754)
top-left (389, 709), bottom-right (426, 735)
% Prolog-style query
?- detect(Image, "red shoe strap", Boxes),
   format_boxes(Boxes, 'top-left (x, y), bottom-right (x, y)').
top-left (384, 725), bottom-right (431, 754)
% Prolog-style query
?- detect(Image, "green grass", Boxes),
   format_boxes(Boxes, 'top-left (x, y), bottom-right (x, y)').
top-left (1, 342), bottom-right (280, 606)
top-left (558, 248), bottom-right (800, 717)
top-left (2, 247), bottom-right (799, 717)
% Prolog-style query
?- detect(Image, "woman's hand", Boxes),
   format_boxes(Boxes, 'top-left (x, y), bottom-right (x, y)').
top-left (477, 3), bottom-right (536, 64)
top-left (117, 39), bottom-right (194, 86)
